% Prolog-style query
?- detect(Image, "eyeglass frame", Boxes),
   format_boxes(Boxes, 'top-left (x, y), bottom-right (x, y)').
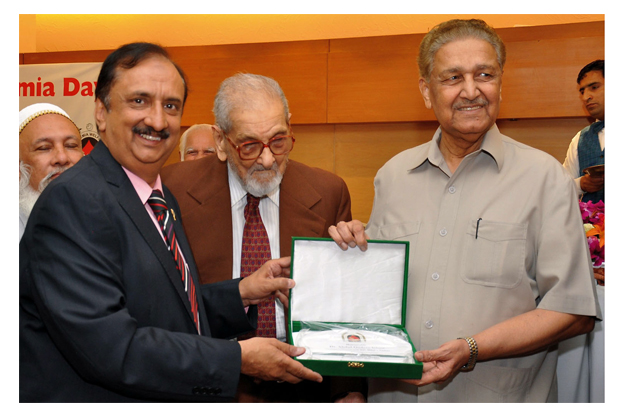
top-left (222, 127), bottom-right (295, 161)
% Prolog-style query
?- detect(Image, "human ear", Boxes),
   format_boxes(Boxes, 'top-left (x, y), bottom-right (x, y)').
top-left (94, 99), bottom-right (108, 133)
top-left (419, 78), bottom-right (433, 109)
top-left (212, 125), bottom-right (228, 162)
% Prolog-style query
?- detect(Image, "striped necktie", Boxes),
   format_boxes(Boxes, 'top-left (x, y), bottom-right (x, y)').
top-left (240, 194), bottom-right (276, 338)
top-left (148, 190), bottom-right (200, 334)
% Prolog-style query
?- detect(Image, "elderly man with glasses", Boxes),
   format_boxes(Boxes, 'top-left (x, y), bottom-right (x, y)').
top-left (161, 73), bottom-right (362, 403)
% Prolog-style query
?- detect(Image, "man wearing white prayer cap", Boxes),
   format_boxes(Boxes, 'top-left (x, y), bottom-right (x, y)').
top-left (19, 103), bottom-right (83, 240)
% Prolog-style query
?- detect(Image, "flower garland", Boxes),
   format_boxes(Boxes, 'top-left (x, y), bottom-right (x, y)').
top-left (579, 200), bottom-right (604, 267)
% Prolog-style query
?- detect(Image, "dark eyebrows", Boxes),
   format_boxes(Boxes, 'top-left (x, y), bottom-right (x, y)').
top-left (130, 91), bottom-right (183, 104)
top-left (579, 81), bottom-right (602, 94)
top-left (164, 97), bottom-right (183, 106)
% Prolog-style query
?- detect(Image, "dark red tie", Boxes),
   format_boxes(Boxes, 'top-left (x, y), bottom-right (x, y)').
top-left (148, 190), bottom-right (200, 334)
top-left (241, 194), bottom-right (276, 338)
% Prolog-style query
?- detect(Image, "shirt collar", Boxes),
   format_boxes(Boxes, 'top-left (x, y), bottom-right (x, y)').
top-left (408, 124), bottom-right (505, 172)
top-left (226, 162), bottom-right (280, 207)
top-left (122, 166), bottom-right (163, 205)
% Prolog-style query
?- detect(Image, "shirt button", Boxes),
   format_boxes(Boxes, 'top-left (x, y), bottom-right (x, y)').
top-left (439, 228), bottom-right (447, 237)
top-left (432, 272), bottom-right (440, 281)
top-left (425, 320), bottom-right (434, 329)
top-left (449, 186), bottom-right (456, 194)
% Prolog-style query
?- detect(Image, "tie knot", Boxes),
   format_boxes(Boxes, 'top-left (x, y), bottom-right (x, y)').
top-left (246, 193), bottom-right (261, 209)
top-left (244, 194), bottom-right (261, 221)
top-left (148, 189), bottom-right (168, 214)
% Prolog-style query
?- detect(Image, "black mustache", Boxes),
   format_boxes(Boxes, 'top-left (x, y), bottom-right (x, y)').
top-left (132, 126), bottom-right (170, 140)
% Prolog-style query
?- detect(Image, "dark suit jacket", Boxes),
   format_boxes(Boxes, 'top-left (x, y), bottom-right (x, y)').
top-left (161, 156), bottom-right (353, 285)
top-left (19, 142), bottom-right (256, 402)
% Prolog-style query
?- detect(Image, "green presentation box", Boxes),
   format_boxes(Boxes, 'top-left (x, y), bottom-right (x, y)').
top-left (288, 237), bottom-right (422, 379)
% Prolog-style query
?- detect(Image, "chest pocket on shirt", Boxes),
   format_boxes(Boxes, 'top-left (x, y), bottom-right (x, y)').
top-left (376, 221), bottom-right (421, 241)
top-left (461, 220), bottom-right (527, 289)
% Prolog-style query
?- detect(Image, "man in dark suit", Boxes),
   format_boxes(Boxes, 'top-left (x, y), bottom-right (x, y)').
top-left (19, 43), bottom-right (322, 402)
top-left (161, 73), bottom-right (363, 402)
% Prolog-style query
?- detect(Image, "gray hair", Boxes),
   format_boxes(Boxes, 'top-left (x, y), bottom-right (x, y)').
top-left (418, 19), bottom-right (506, 82)
top-left (19, 161), bottom-right (39, 220)
top-left (213, 73), bottom-right (289, 134)
top-left (19, 161), bottom-right (32, 193)
top-left (179, 123), bottom-right (213, 161)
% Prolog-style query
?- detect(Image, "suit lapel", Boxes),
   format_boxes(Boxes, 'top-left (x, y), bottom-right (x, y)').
top-left (90, 142), bottom-right (199, 329)
top-left (279, 161), bottom-right (327, 257)
top-left (181, 158), bottom-right (234, 284)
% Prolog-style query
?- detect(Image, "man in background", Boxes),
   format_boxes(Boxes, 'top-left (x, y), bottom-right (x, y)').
top-left (563, 59), bottom-right (605, 204)
top-left (20, 43), bottom-right (321, 402)
top-left (19, 103), bottom-right (83, 240)
top-left (179, 123), bottom-right (216, 161)
top-left (558, 59), bottom-right (605, 403)
top-left (329, 19), bottom-right (600, 402)
top-left (162, 73), bottom-right (362, 402)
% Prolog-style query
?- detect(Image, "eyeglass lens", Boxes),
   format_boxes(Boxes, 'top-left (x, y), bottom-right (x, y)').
top-left (239, 136), bottom-right (292, 159)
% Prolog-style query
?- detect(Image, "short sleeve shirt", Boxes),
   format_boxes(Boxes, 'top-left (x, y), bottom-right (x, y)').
top-left (366, 124), bottom-right (601, 403)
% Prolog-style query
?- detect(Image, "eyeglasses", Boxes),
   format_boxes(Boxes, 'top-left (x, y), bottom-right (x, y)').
top-left (224, 131), bottom-right (295, 161)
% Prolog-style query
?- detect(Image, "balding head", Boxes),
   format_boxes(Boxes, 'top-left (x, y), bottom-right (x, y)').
top-left (179, 124), bottom-right (217, 161)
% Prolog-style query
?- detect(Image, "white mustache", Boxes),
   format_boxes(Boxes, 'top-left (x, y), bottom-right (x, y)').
top-left (38, 166), bottom-right (68, 192)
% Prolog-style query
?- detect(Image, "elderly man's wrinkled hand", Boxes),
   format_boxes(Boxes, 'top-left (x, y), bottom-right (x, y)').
top-left (328, 220), bottom-right (368, 251)
top-left (402, 339), bottom-right (470, 386)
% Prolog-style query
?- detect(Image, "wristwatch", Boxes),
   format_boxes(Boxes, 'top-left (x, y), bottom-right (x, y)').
top-left (458, 336), bottom-right (478, 371)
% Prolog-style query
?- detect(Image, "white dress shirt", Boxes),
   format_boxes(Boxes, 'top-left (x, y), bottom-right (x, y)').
top-left (227, 164), bottom-right (285, 341)
top-left (562, 123), bottom-right (605, 197)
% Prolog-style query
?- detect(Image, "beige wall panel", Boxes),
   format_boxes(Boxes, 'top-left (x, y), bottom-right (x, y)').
top-left (496, 21), bottom-right (604, 43)
top-left (500, 36), bottom-right (604, 119)
top-left (343, 176), bottom-right (376, 224)
top-left (168, 40), bottom-right (329, 60)
top-left (334, 122), bottom-right (438, 178)
top-left (22, 49), bottom-right (112, 64)
top-left (288, 124), bottom-right (336, 173)
top-left (497, 117), bottom-right (592, 163)
top-left (328, 51), bottom-right (430, 123)
top-left (328, 34), bottom-right (428, 124)
top-left (330, 33), bottom-right (421, 53)
top-left (174, 53), bottom-right (328, 127)
top-left (328, 34), bottom-right (425, 124)
top-left (334, 122), bottom-right (439, 222)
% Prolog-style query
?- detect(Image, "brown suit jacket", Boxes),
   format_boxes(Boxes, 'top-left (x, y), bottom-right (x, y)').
top-left (161, 155), bottom-right (352, 284)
